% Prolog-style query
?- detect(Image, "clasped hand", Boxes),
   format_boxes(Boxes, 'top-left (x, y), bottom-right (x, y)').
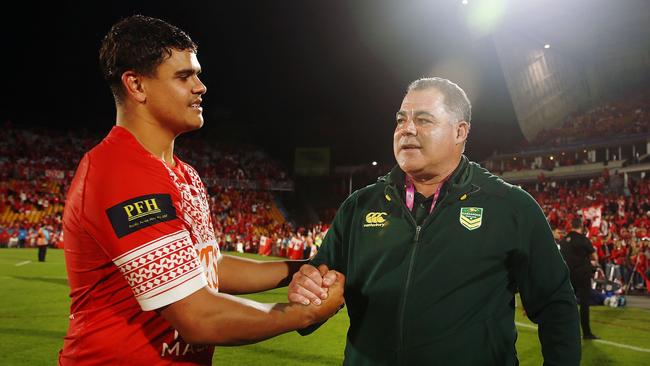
top-left (288, 264), bottom-right (342, 306)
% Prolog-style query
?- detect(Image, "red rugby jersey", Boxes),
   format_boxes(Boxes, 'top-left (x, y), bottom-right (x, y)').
top-left (59, 126), bottom-right (221, 365)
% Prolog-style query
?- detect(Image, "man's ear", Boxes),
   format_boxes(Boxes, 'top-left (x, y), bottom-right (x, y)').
top-left (121, 71), bottom-right (147, 103)
top-left (455, 120), bottom-right (470, 144)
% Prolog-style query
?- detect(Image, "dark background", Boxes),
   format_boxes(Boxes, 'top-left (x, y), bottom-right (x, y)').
top-left (2, 0), bottom-right (522, 168)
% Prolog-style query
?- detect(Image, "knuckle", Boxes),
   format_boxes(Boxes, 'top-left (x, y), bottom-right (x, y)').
top-left (299, 287), bottom-right (316, 299)
top-left (300, 264), bottom-right (313, 273)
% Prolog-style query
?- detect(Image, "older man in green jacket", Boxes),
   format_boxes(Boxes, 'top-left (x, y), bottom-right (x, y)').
top-left (289, 77), bottom-right (581, 365)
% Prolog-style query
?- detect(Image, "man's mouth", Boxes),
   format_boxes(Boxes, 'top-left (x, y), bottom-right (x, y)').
top-left (190, 100), bottom-right (203, 110)
top-left (401, 144), bottom-right (421, 150)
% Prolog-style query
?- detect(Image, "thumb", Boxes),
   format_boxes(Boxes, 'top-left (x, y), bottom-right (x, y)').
top-left (335, 271), bottom-right (345, 283)
top-left (318, 264), bottom-right (336, 287)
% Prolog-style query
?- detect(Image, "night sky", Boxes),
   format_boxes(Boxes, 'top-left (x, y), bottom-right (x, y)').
top-left (3, 1), bottom-right (522, 167)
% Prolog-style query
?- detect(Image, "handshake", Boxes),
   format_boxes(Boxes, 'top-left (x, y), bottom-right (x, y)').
top-left (287, 264), bottom-right (345, 325)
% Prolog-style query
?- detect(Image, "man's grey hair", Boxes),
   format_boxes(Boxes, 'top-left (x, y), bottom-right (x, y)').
top-left (407, 77), bottom-right (472, 124)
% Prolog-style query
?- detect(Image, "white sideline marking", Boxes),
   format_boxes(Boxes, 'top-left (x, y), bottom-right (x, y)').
top-left (515, 322), bottom-right (650, 353)
top-left (14, 260), bottom-right (31, 267)
top-left (594, 340), bottom-right (650, 353)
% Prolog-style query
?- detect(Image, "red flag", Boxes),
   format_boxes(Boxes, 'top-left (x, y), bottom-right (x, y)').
top-left (258, 235), bottom-right (271, 256)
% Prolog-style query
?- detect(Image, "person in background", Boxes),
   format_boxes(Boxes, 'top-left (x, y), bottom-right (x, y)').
top-left (559, 217), bottom-right (599, 339)
top-left (36, 225), bottom-right (49, 262)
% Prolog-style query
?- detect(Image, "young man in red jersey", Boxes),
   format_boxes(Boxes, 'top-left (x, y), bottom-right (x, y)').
top-left (59, 15), bottom-right (343, 365)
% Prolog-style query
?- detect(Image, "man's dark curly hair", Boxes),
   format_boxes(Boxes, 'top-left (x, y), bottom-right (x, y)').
top-left (99, 15), bottom-right (197, 103)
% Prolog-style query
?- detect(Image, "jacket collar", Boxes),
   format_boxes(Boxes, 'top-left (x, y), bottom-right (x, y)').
top-left (379, 155), bottom-right (478, 202)
top-left (381, 155), bottom-right (470, 187)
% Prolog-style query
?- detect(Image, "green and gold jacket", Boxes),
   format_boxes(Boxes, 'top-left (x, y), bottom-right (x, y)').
top-left (309, 156), bottom-right (581, 366)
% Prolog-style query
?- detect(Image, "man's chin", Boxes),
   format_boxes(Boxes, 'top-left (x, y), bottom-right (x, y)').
top-left (176, 119), bottom-right (204, 135)
top-left (188, 117), bottom-right (205, 130)
top-left (397, 161), bottom-right (424, 176)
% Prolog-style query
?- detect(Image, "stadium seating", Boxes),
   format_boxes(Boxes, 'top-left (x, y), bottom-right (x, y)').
top-left (530, 91), bottom-right (650, 148)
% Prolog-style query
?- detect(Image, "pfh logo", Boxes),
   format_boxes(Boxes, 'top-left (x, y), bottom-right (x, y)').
top-left (124, 198), bottom-right (161, 221)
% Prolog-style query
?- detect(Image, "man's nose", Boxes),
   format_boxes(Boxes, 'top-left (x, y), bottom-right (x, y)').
top-left (194, 76), bottom-right (207, 95)
top-left (401, 118), bottom-right (417, 135)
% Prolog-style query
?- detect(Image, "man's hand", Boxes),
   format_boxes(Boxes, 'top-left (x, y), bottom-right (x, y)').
top-left (303, 271), bottom-right (345, 324)
top-left (288, 264), bottom-right (338, 305)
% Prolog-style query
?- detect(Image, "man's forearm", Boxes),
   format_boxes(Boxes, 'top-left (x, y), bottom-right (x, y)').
top-left (172, 290), bottom-right (313, 345)
top-left (160, 280), bottom-right (344, 346)
top-left (218, 255), bottom-right (306, 294)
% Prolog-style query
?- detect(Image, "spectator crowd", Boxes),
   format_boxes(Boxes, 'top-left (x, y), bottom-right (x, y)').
top-left (530, 91), bottom-right (650, 148)
top-left (1, 120), bottom-right (649, 292)
top-left (528, 173), bottom-right (650, 294)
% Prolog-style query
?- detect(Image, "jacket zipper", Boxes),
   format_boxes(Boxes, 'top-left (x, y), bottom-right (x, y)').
top-left (398, 225), bottom-right (421, 348)
top-left (388, 184), bottom-right (474, 363)
top-left (388, 186), bottom-right (420, 363)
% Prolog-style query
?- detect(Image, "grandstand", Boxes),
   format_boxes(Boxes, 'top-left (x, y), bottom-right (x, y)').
top-left (479, 93), bottom-right (650, 298)
top-left (484, 89), bottom-right (650, 183)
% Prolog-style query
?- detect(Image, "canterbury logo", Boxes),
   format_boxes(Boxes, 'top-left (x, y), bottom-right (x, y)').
top-left (364, 212), bottom-right (388, 228)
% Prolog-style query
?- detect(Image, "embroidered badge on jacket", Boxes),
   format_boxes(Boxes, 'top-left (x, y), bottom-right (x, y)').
top-left (459, 207), bottom-right (483, 230)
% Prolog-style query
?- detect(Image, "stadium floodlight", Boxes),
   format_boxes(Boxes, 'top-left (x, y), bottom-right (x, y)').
top-left (544, 44), bottom-right (551, 49)
top-left (372, 161), bottom-right (378, 166)
top-left (462, 0), bottom-right (469, 5)
top-left (465, 0), bottom-right (507, 36)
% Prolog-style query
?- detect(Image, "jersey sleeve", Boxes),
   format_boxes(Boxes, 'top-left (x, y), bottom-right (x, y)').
top-left (81, 154), bottom-right (207, 311)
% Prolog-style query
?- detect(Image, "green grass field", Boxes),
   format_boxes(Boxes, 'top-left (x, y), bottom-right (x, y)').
top-left (1, 248), bottom-right (649, 365)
